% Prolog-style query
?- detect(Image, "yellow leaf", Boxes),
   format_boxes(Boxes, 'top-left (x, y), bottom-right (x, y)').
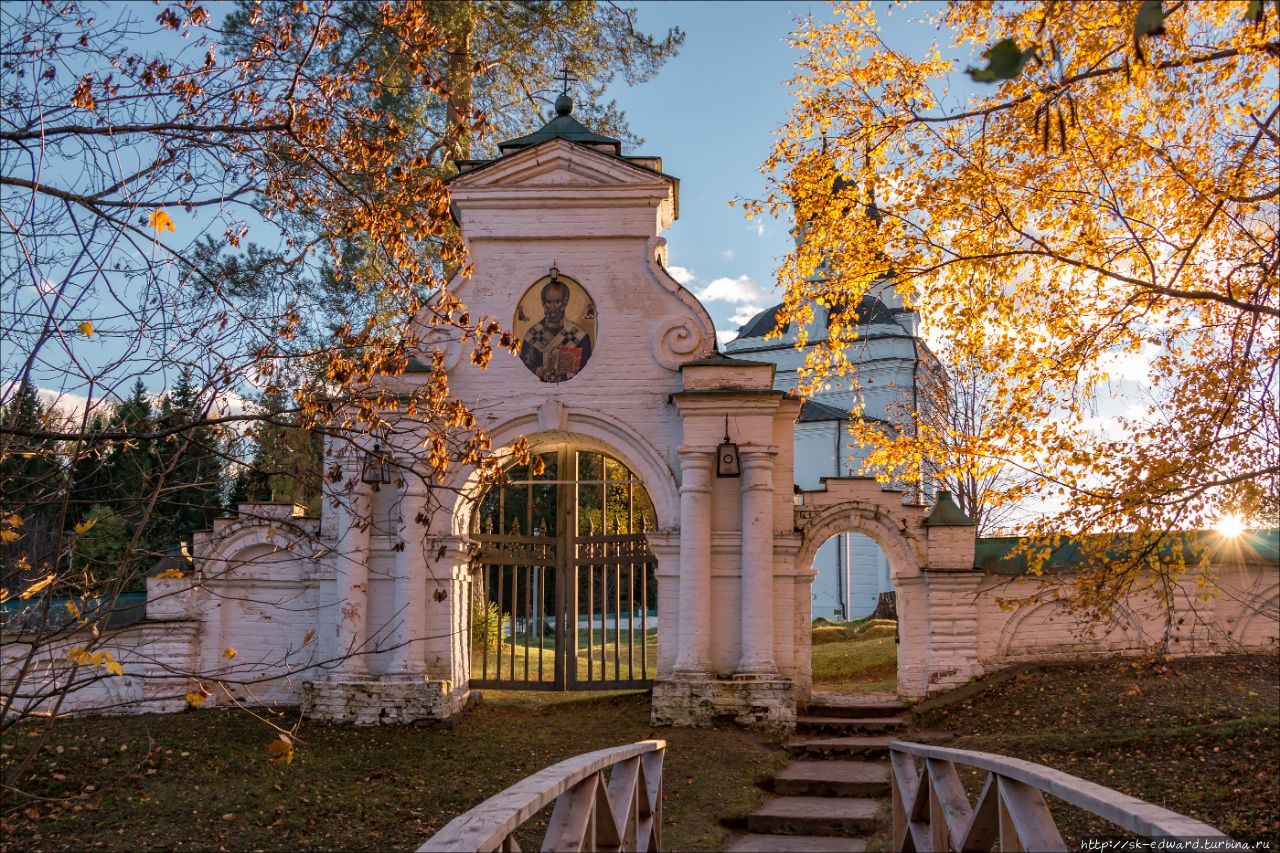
top-left (3, 514), bottom-right (21, 527)
top-left (0, 588), bottom-right (8, 603)
top-left (148, 209), bottom-right (176, 233)
top-left (104, 657), bottom-right (123, 677)
top-left (78, 321), bottom-right (95, 337)
top-left (0, 529), bottom-right (21, 545)
top-left (73, 517), bottom-right (97, 534)
top-left (19, 573), bottom-right (54, 599)
top-left (223, 647), bottom-right (236, 659)
top-left (185, 691), bottom-right (207, 708)
top-left (302, 628), bottom-right (315, 646)
top-left (155, 568), bottom-right (185, 579)
top-left (266, 735), bottom-right (294, 765)
top-left (65, 601), bottom-right (81, 619)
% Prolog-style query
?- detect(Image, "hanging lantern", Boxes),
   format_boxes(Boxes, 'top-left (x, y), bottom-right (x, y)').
top-left (548, 261), bottom-right (560, 283)
top-left (716, 416), bottom-right (740, 478)
top-left (360, 443), bottom-right (392, 488)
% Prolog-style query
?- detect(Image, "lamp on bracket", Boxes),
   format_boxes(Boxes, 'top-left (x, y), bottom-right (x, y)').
top-left (360, 443), bottom-right (393, 489)
top-left (716, 416), bottom-right (741, 478)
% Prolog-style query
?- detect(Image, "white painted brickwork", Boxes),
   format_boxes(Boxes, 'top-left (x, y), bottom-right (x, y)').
top-left (7, 124), bottom-right (1276, 731)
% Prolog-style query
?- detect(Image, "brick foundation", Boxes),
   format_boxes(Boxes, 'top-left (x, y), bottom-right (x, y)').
top-left (651, 672), bottom-right (796, 733)
top-left (302, 675), bottom-right (469, 725)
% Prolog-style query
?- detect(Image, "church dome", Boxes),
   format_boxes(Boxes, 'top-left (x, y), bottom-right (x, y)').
top-left (736, 305), bottom-right (790, 339)
top-left (733, 295), bottom-right (897, 340)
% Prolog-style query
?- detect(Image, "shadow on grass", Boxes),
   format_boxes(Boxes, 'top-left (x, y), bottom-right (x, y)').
top-left (0, 691), bottom-right (785, 853)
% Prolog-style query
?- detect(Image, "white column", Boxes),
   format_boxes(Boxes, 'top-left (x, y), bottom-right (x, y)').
top-left (334, 479), bottom-right (372, 675)
top-left (738, 447), bottom-right (777, 674)
top-left (388, 485), bottom-right (428, 674)
top-left (674, 448), bottom-right (713, 673)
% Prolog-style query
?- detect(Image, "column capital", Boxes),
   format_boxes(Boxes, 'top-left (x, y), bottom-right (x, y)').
top-left (677, 447), bottom-right (714, 495)
top-left (738, 446), bottom-right (779, 461)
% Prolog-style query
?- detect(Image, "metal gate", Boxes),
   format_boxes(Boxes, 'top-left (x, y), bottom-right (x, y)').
top-left (469, 448), bottom-right (657, 691)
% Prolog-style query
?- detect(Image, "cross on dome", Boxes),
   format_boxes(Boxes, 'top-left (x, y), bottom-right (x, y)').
top-left (555, 62), bottom-right (578, 116)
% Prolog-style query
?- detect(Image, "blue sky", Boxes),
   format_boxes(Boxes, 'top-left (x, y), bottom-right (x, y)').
top-left (601, 1), bottom-right (820, 346)
top-left (14, 1), bottom-right (971, 407)
top-left (599, 1), bottom-right (951, 346)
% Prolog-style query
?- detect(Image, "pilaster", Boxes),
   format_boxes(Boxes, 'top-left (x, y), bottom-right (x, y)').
top-left (387, 482), bottom-right (428, 675)
top-left (737, 447), bottom-right (777, 675)
top-left (334, 477), bottom-right (372, 675)
top-left (673, 448), bottom-right (713, 674)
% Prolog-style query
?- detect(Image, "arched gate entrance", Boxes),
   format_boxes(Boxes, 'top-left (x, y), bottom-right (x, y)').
top-left (469, 447), bottom-right (658, 691)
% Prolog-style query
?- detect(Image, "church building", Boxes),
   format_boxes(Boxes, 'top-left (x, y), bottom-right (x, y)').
top-left (726, 292), bottom-right (928, 621)
top-left (7, 96), bottom-right (1274, 731)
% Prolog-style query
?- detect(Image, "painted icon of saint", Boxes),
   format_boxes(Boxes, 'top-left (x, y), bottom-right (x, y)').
top-left (516, 276), bottom-right (595, 382)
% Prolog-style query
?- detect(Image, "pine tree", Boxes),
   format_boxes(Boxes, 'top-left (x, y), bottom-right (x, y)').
top-left (153, 368), bottom-right (224, 547)
top-left (0, 383), bottom-right (64, 592)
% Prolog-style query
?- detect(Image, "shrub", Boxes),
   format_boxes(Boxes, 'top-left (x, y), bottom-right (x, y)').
top-left (471, 597), bottom-right (508, 651)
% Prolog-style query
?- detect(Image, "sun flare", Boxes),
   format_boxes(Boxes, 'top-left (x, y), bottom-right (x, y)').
top-left (1214, 514), bottom-right (1246, 538)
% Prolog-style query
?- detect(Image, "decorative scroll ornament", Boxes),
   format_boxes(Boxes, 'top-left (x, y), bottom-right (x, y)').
top-left (651, 316), bottom-right (707, 370)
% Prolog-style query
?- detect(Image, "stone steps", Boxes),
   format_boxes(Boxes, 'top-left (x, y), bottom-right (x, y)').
top-left (771, 759), bottom-right (891, 798)
top-left (805, 693), bottom-right (907, 719)
top-left (726, 832), bottom-right (869, 851)
top-left (745, 795), bottom-right (881, 837)
top-left (728, 698), bottom-right (905, 850)
top-left (795, 714), bottom-right (908, 735)
top-left (785, 735), bottom-right (895, 759)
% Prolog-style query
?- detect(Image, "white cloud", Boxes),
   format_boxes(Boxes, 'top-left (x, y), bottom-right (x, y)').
top-left (730, 305), bottom-right (767, 326)
top-left (695, 274), bottom-right (775, 331)
top-left (750, 220), bottom-right (766, 237)
top-left (695, 274), bottom-right (770, 306)
top-left (667, 265), bottom-right (696, 286)
top-left (716, 330), bottom-right (739, 347)
top-left (720, 249), bottom-right (735, 261)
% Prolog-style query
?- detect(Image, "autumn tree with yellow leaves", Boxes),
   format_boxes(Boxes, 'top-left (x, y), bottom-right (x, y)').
top-left (758, 1), bottom-right (1278, 621)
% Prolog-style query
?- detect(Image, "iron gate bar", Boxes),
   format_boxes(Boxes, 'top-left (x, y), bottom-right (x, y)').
top-left (470, 448), bottom-right (656, 692)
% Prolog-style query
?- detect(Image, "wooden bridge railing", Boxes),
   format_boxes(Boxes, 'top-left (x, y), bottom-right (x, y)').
top-left (420, 739), bottom-right (665, 853)
top-left (890, 741), bottom-right (1228, 852)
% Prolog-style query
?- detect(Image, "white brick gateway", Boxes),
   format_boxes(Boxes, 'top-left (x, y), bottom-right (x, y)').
top-left (4, 108), bottom-right (1276, 730)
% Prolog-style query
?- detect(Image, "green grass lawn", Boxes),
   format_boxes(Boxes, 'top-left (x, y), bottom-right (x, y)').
top-left (912, 653), bottom-right (1280, 843)
top-left (472, 633), bottom-right (660, 684)
top-left (0, 691), bottom-right (784, 852)
top-left (811, 618), bottom-right (898, 694)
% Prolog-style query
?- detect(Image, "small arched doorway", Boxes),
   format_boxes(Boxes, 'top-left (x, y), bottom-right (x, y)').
top-left (794, 490), bottom-right (929, 699)
top-left (469, 446), bottom-right (658, 691)
top-left (808, 530), bottom-right (898, 696)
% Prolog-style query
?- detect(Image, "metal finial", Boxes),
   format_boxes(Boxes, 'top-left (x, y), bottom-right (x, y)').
top-left (555, 63), bottom-right (576, 115)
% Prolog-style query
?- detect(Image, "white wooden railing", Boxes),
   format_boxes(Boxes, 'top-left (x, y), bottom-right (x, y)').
top-left (420, 739), bottom-right (665, 853)
top-left (890, 741), bottom-right (1228, 852)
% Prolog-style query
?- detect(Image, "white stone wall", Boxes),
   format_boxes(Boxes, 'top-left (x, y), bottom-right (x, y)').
top-left (0, 505), bottom-right (330, 719)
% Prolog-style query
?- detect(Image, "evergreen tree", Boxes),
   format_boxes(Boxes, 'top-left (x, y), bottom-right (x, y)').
top-left (234, 390), bottom-right (323, 515)
top-left (0, 383), bottom-right (64, 592)
top-left (153, 368), bottom-right (224, 546)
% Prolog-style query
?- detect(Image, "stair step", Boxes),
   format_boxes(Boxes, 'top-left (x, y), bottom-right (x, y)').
top-left (786, 736), bottom-right (895, 759)
top-left (805, 695), bottom-right (908, 719)
top-left (747, 795), bottom-right (880, 837)
top-left (727, 833), bottom-right (868, 852)
top-left (772, 760), bottom-right (891, 798)
top-left (796, 715), bottom-right (907, 734)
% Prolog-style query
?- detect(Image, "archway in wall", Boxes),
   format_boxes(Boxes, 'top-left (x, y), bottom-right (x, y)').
top-left (794, 491), bottom-right (928, 700)
top-left (469, 446), bottom-right (658, 691)
top-left (809, 530), bottom-right (898, 696)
